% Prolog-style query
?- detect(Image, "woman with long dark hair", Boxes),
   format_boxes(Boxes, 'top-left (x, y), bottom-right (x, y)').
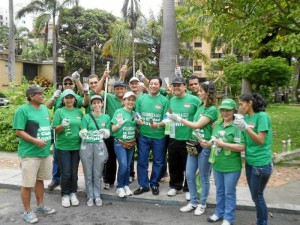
top-left (234, 93), bottom-right (272, 225)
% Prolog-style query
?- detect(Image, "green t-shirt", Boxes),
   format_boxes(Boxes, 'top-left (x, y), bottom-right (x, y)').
top-left (169, 94), bottom-right (201, 140)
top-left (192, 104), bottom-right (219, 141)
top-left (135, 93), bottom-right (169, 139)
top-left (244, 112), bottom-right (272, 166)
top-left (54, 92), bottom-right (83, 112)
top-left (81, 113), bottom-right (111, 143)
top-left (13, 103), bottom-right (51, 158)
top-left (101, 92), bottom-right (123, 118)
top-left (212, 119), bottom-right (245, 172)
top-left (111, 108), bottom-right (136, 141)
top-left (52, 107), bottom-right (83, 150)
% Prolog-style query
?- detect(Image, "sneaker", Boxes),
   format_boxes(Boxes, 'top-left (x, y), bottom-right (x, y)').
top-left (124, 186), bottom-right (133, 196)
top-left (62, 195), bottom-right (70, 208)
top-left (167, 188), bottom-right (180, 197)
top-left (47, 180), bottom-right (60, 190)
top-left (185, 192), bottom-right (190, 201)
top-left (221, 220), bottom-right (231, 225)
top-left (87, 198), bottom-right (93, 207)
top-left (180, 203), bottom-right (197, 212)
top-left (194, 204), bottom-right (206, 216)
top-left (116, 188), bottom-right (126, 198)
top-left (95, 197), bottom-right (103, 206)
top-left (207, 214), bottom-right (222, 222)
top-left (22, 211), bottom-right (38, 224)
top-left (129, 176), bottom-right (134, 183)
top-left (70, 193), bottom-right (79, 206)
top-left (104, 183), bottom-right (114, 190)
top-left (35, 205), bottom-right (56, 214)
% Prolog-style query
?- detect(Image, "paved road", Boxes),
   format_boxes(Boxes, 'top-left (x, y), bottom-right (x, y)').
top-left (0, 187), bottom-right (299, 225)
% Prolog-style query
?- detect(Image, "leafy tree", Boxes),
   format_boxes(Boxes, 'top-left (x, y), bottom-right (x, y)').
top-left (16, 0), bottom-right (78, 84)
top-left (59, 6), bottom-right (116, 74)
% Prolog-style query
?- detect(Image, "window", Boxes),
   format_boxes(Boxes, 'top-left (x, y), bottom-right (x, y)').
top-left (194, 66), bottom-right (202, 71)
top-left (194, 42), bottom-right (202, 48)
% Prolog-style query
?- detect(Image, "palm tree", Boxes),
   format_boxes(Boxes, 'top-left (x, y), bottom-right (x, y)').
top-left (16, 0), bottom-right (78, 84)
top-left (122, 0), bottom-right (141, 76)
top-left (159, 0), bottom-right (178, 85)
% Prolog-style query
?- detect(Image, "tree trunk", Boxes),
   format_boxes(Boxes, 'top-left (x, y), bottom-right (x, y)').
top-left (296, 59), bottom-right (300, 103)
top-left (159, 0), bottom-right (178, 86)
top-left (241, 55), bottom-right (251, 94)
top-left (52, 13), bottom-right (57, 84)
top-left (8, 0), bottom-right (15, 82)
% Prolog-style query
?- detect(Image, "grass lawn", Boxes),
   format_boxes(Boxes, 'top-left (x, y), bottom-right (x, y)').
top-left (267, 104), bottom-right (300, 154)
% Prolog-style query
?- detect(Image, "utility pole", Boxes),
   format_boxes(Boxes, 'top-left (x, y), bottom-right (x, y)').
top-left (91, 46), bottom-right (95, 74)
top-left (8, 0), bottom-right (15, 81)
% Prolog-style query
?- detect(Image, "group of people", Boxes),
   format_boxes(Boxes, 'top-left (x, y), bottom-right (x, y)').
top-left (13, 65), bottom-right (273, 225)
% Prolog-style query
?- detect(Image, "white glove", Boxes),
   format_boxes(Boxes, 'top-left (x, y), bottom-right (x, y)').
top-left (61, 118), bottom-right (70, 127)
top-left (167, 113), bottom-right (182, 122)
top-left (99, 129), bottom-right (110, 139)
top-left (79, 129), bottom-right (88, 139)
top-left (136, 70), bottom-right (145, 82)
top-left (234, 118), bottom-right (249, 130)
top-left (116, 113), bottom-right (127, 128)
top-left (51, 90), bottom-right (61, 101)
top-left (71, 71), bottom-right (80, 80)
top-left (82, 83), bottom-right (89, 93)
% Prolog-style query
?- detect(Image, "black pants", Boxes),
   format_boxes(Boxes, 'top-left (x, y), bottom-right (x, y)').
top-left (168, 138), bottom-right (188, 192)
top-left (103, 136), bottom-right (117, 185)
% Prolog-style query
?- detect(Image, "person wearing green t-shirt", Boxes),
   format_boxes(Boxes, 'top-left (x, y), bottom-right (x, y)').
top-left (166, 77), bottom-right (201, 199)
top-left (133, 77), bottom-right (169, 196)
top-left (13, 84), bottom-right (56, 224)
top-left (79, 95), bottom-right (111, 207)
top-left (45, 76), bottom-right (89, 191)
top-left (95, 67), bottom-right (127, 190)
top-left (205, 98), bottom-right (245, 225)
top-left (111, 91), bottom-right (137, 198)
top-left (234, 93), bottom-right (272, 225)
top-left (168, 80), bottom-right (218, 216)
top-left (52, 89), bottom-right (83, 208)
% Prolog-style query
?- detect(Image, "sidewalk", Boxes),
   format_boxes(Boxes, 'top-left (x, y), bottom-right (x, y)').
top-left (0, 151), bottom-right (300, 214)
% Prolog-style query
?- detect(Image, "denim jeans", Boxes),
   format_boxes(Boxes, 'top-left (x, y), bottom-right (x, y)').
top-left (56, 149), bottom-right (80, 196)
top-left (51, 147), bottom-right (60, 183)
top-left (137, 134), bottom-right (166, 188)
top-left (213, 169), bottom-right (241, 224)
top-left (246, 163), bottom-right (272, 225)
top-left (114, 139), bottom-right (134, 188)
top-left (199, 148), bottom-right (212, 205)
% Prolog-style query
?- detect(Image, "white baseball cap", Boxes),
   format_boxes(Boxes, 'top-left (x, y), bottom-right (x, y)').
top-left (129, 77), bottom-right (140, 83)
top-left (123, 91), bottom-right (136, 99)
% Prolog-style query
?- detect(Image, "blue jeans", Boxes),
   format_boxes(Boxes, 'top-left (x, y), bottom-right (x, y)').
top-left (137, 134), bottom-right (166, 188)
top-left (213, 169), bottom-right (241, 224)
top-left (56, 149), bottom-right (80, 196)
top-left (199, 148), bottom-right (212, 205)
top-left (51, 147), bottom-right (60, 183)
top-left (246, 163), bottom-right (272, 225)
top-left (114, 140), bottom-right (134, 188)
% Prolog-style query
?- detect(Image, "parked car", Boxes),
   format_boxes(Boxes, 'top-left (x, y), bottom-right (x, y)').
top-left (0, 97), bottom-right (10, 108)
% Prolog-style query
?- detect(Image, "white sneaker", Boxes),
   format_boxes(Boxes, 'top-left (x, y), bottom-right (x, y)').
top-left (207, 214), bottom-right (222, 222)
top-left (87, 198), bottom-right (93, 207)
top-left (62, 195), bottom-right (70, 208)
top-left (221, 219), bottom-right (231, 225)
top-left (167, 188), bottom-right (180, 197)
top-left (180, 203), bottom-right (197, 212)
top-left (70, 193), bottom-right (79, 206)
top-left (116, 188), bottom-right (126, 198)
top-left (95, 197), bottom-right (103, 206)
top-left (124, 186), bottom-right (133, 196)
top-left (194, 204), bottom-right (206, 216)
top-left (185, 192), bottom-right (190, 201)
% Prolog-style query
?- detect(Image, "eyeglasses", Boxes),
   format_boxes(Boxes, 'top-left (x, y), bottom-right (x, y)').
top-left (64, 82), bottom-right (74, 86)
top-left (89, 81), bottom-right (98, 85)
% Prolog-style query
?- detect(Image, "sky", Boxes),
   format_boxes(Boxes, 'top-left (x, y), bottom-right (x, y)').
top-left (4, 0), bottom-right (162, 18)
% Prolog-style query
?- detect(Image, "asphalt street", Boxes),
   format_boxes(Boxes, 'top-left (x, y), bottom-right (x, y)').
top-left (0, 187), bottom-right (299, 225)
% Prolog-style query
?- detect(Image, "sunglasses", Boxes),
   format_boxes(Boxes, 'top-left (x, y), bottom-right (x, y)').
top-left (89, 81), bottom-right (98, 85)
top-left (64, 82), bottom-right (74, 86)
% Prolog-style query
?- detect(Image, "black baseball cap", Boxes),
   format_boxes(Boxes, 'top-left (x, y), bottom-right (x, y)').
top-left (171, 77), bottom-right (186, 84)
top-left (26, 84), bottom-right (46, 97)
